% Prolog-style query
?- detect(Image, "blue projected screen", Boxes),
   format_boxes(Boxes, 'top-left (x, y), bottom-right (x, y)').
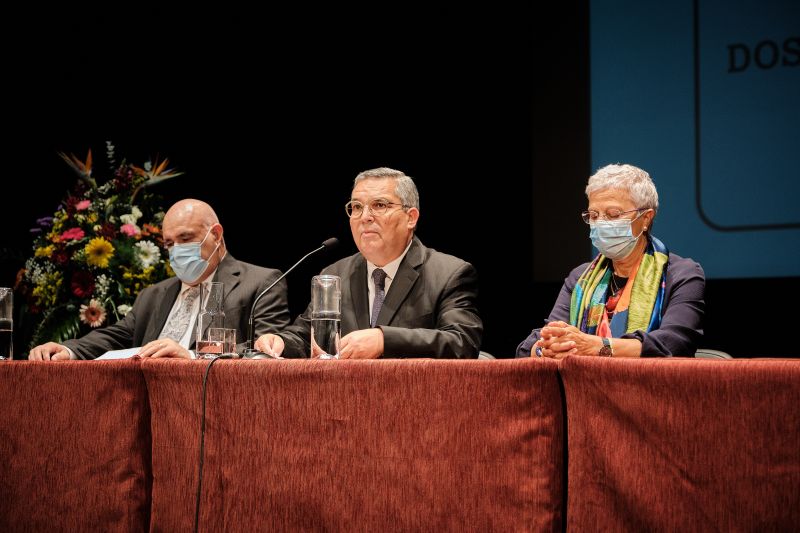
top-left (590, 0), bottom-right (799, 278)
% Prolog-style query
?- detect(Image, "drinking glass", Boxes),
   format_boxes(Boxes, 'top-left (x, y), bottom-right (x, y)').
top-left (310, 275), bottom-right (341, 359)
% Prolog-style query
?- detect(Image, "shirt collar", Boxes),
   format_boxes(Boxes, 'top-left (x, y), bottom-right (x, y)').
top-left (180, 268), bottom-right (219, 294)
top-left (366, 239), bottom-right (413, 282)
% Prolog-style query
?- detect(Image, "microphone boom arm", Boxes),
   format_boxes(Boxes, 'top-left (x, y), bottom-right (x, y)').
top-left (242, 238), bottom-right (338, 357)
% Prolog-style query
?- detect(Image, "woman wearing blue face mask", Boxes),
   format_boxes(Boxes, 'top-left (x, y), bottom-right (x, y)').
top-left (517, 164), bottom-right (705, 358)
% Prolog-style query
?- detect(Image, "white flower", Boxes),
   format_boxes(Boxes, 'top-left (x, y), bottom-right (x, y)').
top-left (121, 206), bottom-right (143, 225)
top-left (79, 299), bottom-right (107, 328)
top-left (25, 259), bottom-right (46, 284)
top-left (135, 240), bottom-right (161, 269)
top-left (95, 274), bottom-right (111, 299)
top-left (117, 304), bottom-right (132, 317)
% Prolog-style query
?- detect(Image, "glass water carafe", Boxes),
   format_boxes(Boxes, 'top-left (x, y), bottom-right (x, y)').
top-left (196, 282), bottom-right (225, 353)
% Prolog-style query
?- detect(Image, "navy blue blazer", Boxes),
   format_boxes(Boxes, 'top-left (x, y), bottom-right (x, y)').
top-left (516, 252), bottom-right (705, 357)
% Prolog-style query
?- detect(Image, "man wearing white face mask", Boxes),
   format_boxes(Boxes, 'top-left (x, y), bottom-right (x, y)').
top-left (517, 164), bottom-right (705, 358)
top-left (29, 199), bottom-right (291, 360)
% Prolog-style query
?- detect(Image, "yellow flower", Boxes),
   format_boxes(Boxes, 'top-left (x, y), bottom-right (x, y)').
top-left (35, 245), bottom-right (54, 258)
top-left (32, 286), bottom-right (49, 306)
top-left (32, 272), bottom-right (63, 306)
top-left (85, 237), bottom-right (115, 268)
top-left (21, 145), bottom-right (179, 348)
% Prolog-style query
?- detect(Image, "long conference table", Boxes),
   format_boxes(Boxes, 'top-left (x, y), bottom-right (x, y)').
top-left (1, 357), bottom-right (798, 531)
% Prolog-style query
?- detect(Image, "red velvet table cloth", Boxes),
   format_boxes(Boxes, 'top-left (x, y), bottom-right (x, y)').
top-left (142, 358), bottom-right (564, 531)
top-left (560, 357), bottom-right (800, 531)
top-left (0, 360), bottom-right (151, 532)
top-left (7, 355), bottom-right (796, 531)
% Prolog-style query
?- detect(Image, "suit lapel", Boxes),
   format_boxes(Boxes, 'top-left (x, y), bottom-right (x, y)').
top-left (376, 238), bottom-right (423, 326)
top-left (349, 258), bottom-right (371, 330)
top-left (216, 253), bottom-right (242, 302)
top-left (147, 279), bottom-right (181, 342)
top-left (191, 253), bottom-right (242, 344)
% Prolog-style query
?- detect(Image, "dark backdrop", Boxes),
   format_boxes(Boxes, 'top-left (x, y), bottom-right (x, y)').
top-left (2, 5), bottom-right (796, 358)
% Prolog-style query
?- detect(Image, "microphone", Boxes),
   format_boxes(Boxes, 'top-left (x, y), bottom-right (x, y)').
top-left (239, 237), bottom-right (339, 358)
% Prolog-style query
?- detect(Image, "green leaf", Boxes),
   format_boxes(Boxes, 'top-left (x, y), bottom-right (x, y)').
top-left (30, 305), bottom-right (81, 346)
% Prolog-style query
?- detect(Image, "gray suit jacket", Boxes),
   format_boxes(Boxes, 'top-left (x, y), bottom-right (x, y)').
top-left (279, 237), bottom-right (483, 359)
top-left (64, 253), bottom-right (291, 359)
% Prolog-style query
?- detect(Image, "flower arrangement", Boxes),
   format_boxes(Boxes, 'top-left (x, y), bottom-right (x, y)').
top-left (17, 142), bottom-right (181, 346)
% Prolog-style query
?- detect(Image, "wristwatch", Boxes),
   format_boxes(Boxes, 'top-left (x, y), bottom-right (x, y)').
top-left (599, 337), bottom-right (613, 357)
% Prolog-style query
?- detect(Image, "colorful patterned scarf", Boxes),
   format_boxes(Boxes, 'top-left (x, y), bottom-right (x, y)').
top-left (569, 235), bottom-right (669, 337)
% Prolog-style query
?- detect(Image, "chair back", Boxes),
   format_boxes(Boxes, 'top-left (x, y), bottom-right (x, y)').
top-left (694, 348), bottom-right (733, 359)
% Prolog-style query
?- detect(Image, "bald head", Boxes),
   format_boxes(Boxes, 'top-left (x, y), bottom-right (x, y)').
top-left (163, 199), bottom-right (219, 231)
top-left (163, 199), bottom-right (226, 285)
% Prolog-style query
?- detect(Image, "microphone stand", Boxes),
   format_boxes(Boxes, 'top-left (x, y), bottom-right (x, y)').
top-left (240, 238), bottom-right (337, 358)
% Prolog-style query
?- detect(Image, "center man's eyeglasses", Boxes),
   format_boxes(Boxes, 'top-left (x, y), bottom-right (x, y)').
top-left (345, 199), bottom-right (409, 218)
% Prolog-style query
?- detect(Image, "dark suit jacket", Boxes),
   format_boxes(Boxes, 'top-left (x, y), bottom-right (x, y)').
top-left (280, 237), bottom-right (483, 359)
top-left (64, 253), bottom-right (291, 359)
top-left (516, 252), bottom-right (705, 357)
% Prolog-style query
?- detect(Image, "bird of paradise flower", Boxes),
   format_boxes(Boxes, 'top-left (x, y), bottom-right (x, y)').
top-left (17, 142), bottom-right (183, 346)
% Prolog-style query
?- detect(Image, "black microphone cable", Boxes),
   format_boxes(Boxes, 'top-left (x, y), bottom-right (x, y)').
top-left (193, 237), bottom-right (339, 529)
top-left (193, 354), bottom-right (231, 533)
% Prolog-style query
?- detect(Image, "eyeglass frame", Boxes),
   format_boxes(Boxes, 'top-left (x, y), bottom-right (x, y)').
top-left (345, 198), bottom-right (411, 218)
top-left (581, 207), bottom-right (648, 225)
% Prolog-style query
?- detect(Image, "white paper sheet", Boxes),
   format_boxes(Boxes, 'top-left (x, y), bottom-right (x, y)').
top-left (95, 347), bottom-right (140, 360)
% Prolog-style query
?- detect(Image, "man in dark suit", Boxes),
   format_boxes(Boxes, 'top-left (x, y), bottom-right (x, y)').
top-left (255, 168), bottom-right (482, 359)
top-left (28, 199), bottom-right (290, 360)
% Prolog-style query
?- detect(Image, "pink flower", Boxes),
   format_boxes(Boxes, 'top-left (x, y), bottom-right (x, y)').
top-left (79, 299), bottom-right (107, 328)
top-left (60, 228), bottom-right (86, 241)
top-left (75, 200), bottom-right (91, 211)
top-left (120, 223), bottom-right (140, 237)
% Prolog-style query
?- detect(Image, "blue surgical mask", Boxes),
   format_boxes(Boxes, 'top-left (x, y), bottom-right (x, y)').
top-left (168, 228), bottom-right (220, 284)
top-left (590, 213), bottom-right (645, 260)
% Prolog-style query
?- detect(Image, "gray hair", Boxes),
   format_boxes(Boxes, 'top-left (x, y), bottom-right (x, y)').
top-left (353, 167), bottom-right (420, 210)
top-left (586, 163), bottom-right (659, 212)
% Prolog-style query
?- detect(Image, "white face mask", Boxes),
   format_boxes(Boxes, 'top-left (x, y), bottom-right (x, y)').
top-left (168, 228), bottom-right (219, 283)
top-left (589, 211), bottom-right (646, 260)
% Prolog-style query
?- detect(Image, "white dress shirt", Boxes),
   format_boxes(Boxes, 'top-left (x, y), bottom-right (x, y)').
top-left (160, 273), bottom-right (218, 349)
top-left (366, 239), bottom-right (413, 324)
